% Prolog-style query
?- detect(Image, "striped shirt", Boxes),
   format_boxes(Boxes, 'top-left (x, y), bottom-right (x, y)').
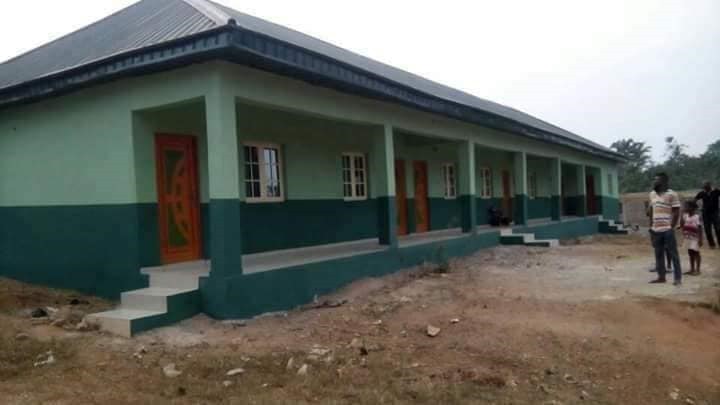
top-left (649, 190), bottom-right (681, 232)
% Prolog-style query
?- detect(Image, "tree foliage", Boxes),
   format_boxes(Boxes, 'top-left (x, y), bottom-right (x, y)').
top-left (611, 137), bottom-right (720, 193)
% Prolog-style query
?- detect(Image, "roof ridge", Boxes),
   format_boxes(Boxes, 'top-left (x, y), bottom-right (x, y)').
top-left (181, 0), bottom-right (233, 26)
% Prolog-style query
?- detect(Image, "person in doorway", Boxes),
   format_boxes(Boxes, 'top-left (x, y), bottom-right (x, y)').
top-left (695, 181), bottom-right (720, 249)
top-left (648, 173), bottom-right (683, 285)
top-left (681, 201), bottom-right (703, 275)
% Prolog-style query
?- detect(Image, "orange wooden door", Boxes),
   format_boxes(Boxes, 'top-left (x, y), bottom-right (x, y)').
top-left (155, 134), bottom-right (202, 264)
top-left (586, 175), bottom-right (596, 215)
top-left (413, 161), bottom-right (430, 233)
top-left (502, 170), bottom-right (513, 220)
top-left (395, 160), bottom-right (409, 236)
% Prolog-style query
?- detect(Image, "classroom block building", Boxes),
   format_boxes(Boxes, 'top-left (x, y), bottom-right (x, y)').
top-left (0, 0), bottom-right (625, 335)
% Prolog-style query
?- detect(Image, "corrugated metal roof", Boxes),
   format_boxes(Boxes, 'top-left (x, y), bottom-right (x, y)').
top-left (0, 0), bottom-right (216, 89)
top-left (211, 0), bottom-right (611, 153)
top-left (0, 0), bottom-right (616, 157)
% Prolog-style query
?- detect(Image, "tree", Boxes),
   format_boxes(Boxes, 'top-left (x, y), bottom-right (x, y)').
top-left (611, 138), bottom-right (653, 193)
top-left (610, 138), bottom-right (652, 171)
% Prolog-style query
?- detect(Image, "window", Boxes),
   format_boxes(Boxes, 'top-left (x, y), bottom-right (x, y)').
top-left (479, 167), bottom-right (493, 198)
top-left (442, 163), bottom-right (457, 199)
top-left (244, 143), bottom-right (283, 202)
top-left (528, 172), bottom-right (538, 199)
top-left (342, 153), bottom-right (367, 200)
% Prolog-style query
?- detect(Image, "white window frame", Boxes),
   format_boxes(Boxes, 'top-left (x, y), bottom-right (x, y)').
top-left (479, 167), bottom-right (493, 199)
top-left (442, 163), bottom-right (457, 199)
top-left (607, 173), bottom-right (614, 196)
top-left (528, 172), bottom-right (538, 199)
top-left (342, 152), bottom-right (368, 201)
top-left (243, 142), bottom-right (284, 203)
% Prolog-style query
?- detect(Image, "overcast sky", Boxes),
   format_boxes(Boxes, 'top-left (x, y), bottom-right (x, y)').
top-left (1, 0), bottom-right (718, 161)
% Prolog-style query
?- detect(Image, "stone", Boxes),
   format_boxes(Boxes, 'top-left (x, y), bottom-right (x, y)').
top-left (669, 391), bottom-right (680, 400)
top-left (15, 333), bottom-right (30, 341)
top-left (426, 325), bottom-right (441, 337)
top-left (349, 338), bottom-right (364, 349)
top-left (31, 308), bottom-right (48, 318)
top-left (226, 368), bottom-right (245, 376)
top-left (564, 374), bottom-right (578, 384)
top-left (399, 296), bottom-right (413, 303)
top-left (450, 318), bottom-right (460, 324)
top-left (685, 399), bottom-right (695, 405)
top-left (34, 351), bottom-right (55, 367)
top-left (309, 346), bottom-right (331, 357)
top-left (580, 390), bottom-right (590, 400)
top-left (223, 380), bottom-right (233, 387)
top-left (286, 357), bottom-right (295, 371)
top-left (222, 320), bottom-right (247, 328)
top-left (163, 363), bottom-right (182, 378)
top-left (539, 384), bottom-right (554, 394)
top-left (297, 364), bottom-right (309, 376)
top-left (372, 320), bottom-right (383, 326)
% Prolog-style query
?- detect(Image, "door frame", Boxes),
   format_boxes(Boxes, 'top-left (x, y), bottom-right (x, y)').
top-left (501, 170), bottom-right (513, 221)
top-left (154, 133), bottom-right (203, 264)
top-left (395, 159), bottom-right (409, 236)
top-left (586, 174), bottom-right (597, 215)
top-left (413, 161), bottom-right (430, 233)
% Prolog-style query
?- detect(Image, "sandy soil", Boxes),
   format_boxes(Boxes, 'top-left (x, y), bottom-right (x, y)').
top-left (1, 232), bottom-right (719, 404)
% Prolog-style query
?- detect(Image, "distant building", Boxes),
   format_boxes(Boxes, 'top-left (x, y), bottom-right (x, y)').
top-left (621, 190), bottom-right (699, 226)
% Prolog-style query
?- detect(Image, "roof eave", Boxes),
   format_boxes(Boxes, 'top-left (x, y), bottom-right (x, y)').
top-left (0, 25), bottom-right (623, 162)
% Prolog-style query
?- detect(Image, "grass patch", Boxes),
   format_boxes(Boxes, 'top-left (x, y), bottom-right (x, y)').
top-left (0, 334), bottom-right (76, 380)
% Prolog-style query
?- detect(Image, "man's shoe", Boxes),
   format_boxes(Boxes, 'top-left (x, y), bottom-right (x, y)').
top-left (649, 279), bottom-right (666, 284)
top-left (648, 268), bottom-right (657, 273)
top-left (673, 280), bottom-right (682, 286)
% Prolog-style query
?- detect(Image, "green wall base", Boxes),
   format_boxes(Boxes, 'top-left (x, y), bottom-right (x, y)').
top-left (201, 216), bottom-right (601, 319)
top-left (550, 195), bottom-right (561, 221)
top-left (201, 231), bottom-right (500, 319)
top-left (459, 195), bottom-right (476, 232)
top-left (0, 205), bottom-right (148, 299)
top-left (528, 197), bottom-right (552, 220)
top-left (514, 194), bottom-right (529, 225)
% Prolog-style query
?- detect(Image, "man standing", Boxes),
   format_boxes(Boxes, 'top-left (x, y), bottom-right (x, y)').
top-left (648, 173), bottom-right (682, 285)
top-left (695, 181), bottom-right (720, 249)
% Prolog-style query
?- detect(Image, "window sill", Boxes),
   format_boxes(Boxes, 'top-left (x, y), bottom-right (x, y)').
top-left (344, 197), bottom-right (368, 202)
top-left (443, 196), bottom-right (457, 200)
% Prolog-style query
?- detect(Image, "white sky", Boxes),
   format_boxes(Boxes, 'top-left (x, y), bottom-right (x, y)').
top-left (1, 0), bottom-right (718, 161)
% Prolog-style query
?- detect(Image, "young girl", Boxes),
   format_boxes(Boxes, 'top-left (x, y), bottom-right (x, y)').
top-left (681, 201), bottom-right (703, 275)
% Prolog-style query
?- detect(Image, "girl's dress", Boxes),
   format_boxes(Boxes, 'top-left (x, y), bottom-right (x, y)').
top-left (682, 213), bottom-right (701, 252)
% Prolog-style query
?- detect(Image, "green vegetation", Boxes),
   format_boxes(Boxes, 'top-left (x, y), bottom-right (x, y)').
top-left (611, 138), bottom-right (720, 193)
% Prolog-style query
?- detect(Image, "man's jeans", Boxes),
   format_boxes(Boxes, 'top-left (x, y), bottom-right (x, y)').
top-left (702, 212), bottom-right (720, 247)
top-left (650, 229), bottom-right (682, 282)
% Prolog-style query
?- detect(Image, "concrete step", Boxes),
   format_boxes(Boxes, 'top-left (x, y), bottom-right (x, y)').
top-left (526, 239), bottom-right (560, 248)
top-left (89, 288), bottom-right (201, 337)
top-left (500, 231), bottom-right (557, 248)
top-left (147, 272), bottom-right (201, 289)
top-left (86, 309), bottom-right (164, 338)
top-left (121, 287), bottom-right (196, 312)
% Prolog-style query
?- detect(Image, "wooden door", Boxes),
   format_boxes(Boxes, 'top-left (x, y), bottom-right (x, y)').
top-left (502, 170), bottom-right (513, 220)
top-left (413, 161), bottom-right (430, 233)
top-left (395, 160), bottom-right (408, 236)
top-left (586, 175), bottom-right (597, 215)
top-left (155, 134), bottom-right (202, 264)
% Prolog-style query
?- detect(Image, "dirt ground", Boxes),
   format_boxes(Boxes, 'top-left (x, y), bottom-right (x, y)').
top-left (1, 232), bottom-right (719, 404)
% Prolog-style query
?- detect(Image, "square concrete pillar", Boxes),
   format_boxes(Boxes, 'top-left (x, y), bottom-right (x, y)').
top-left (551, 158), bottom-right (562, 221)
top-left (458, 140), bottom-right (477, 233)
top-left (205, 78), bottom-right (243, 278)
top-left (513, 151), bottom-right (528, 225)
top-left (372, 125), bottom-right (398, 247)
top-left (576, 164), bottom-right (588, 217)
